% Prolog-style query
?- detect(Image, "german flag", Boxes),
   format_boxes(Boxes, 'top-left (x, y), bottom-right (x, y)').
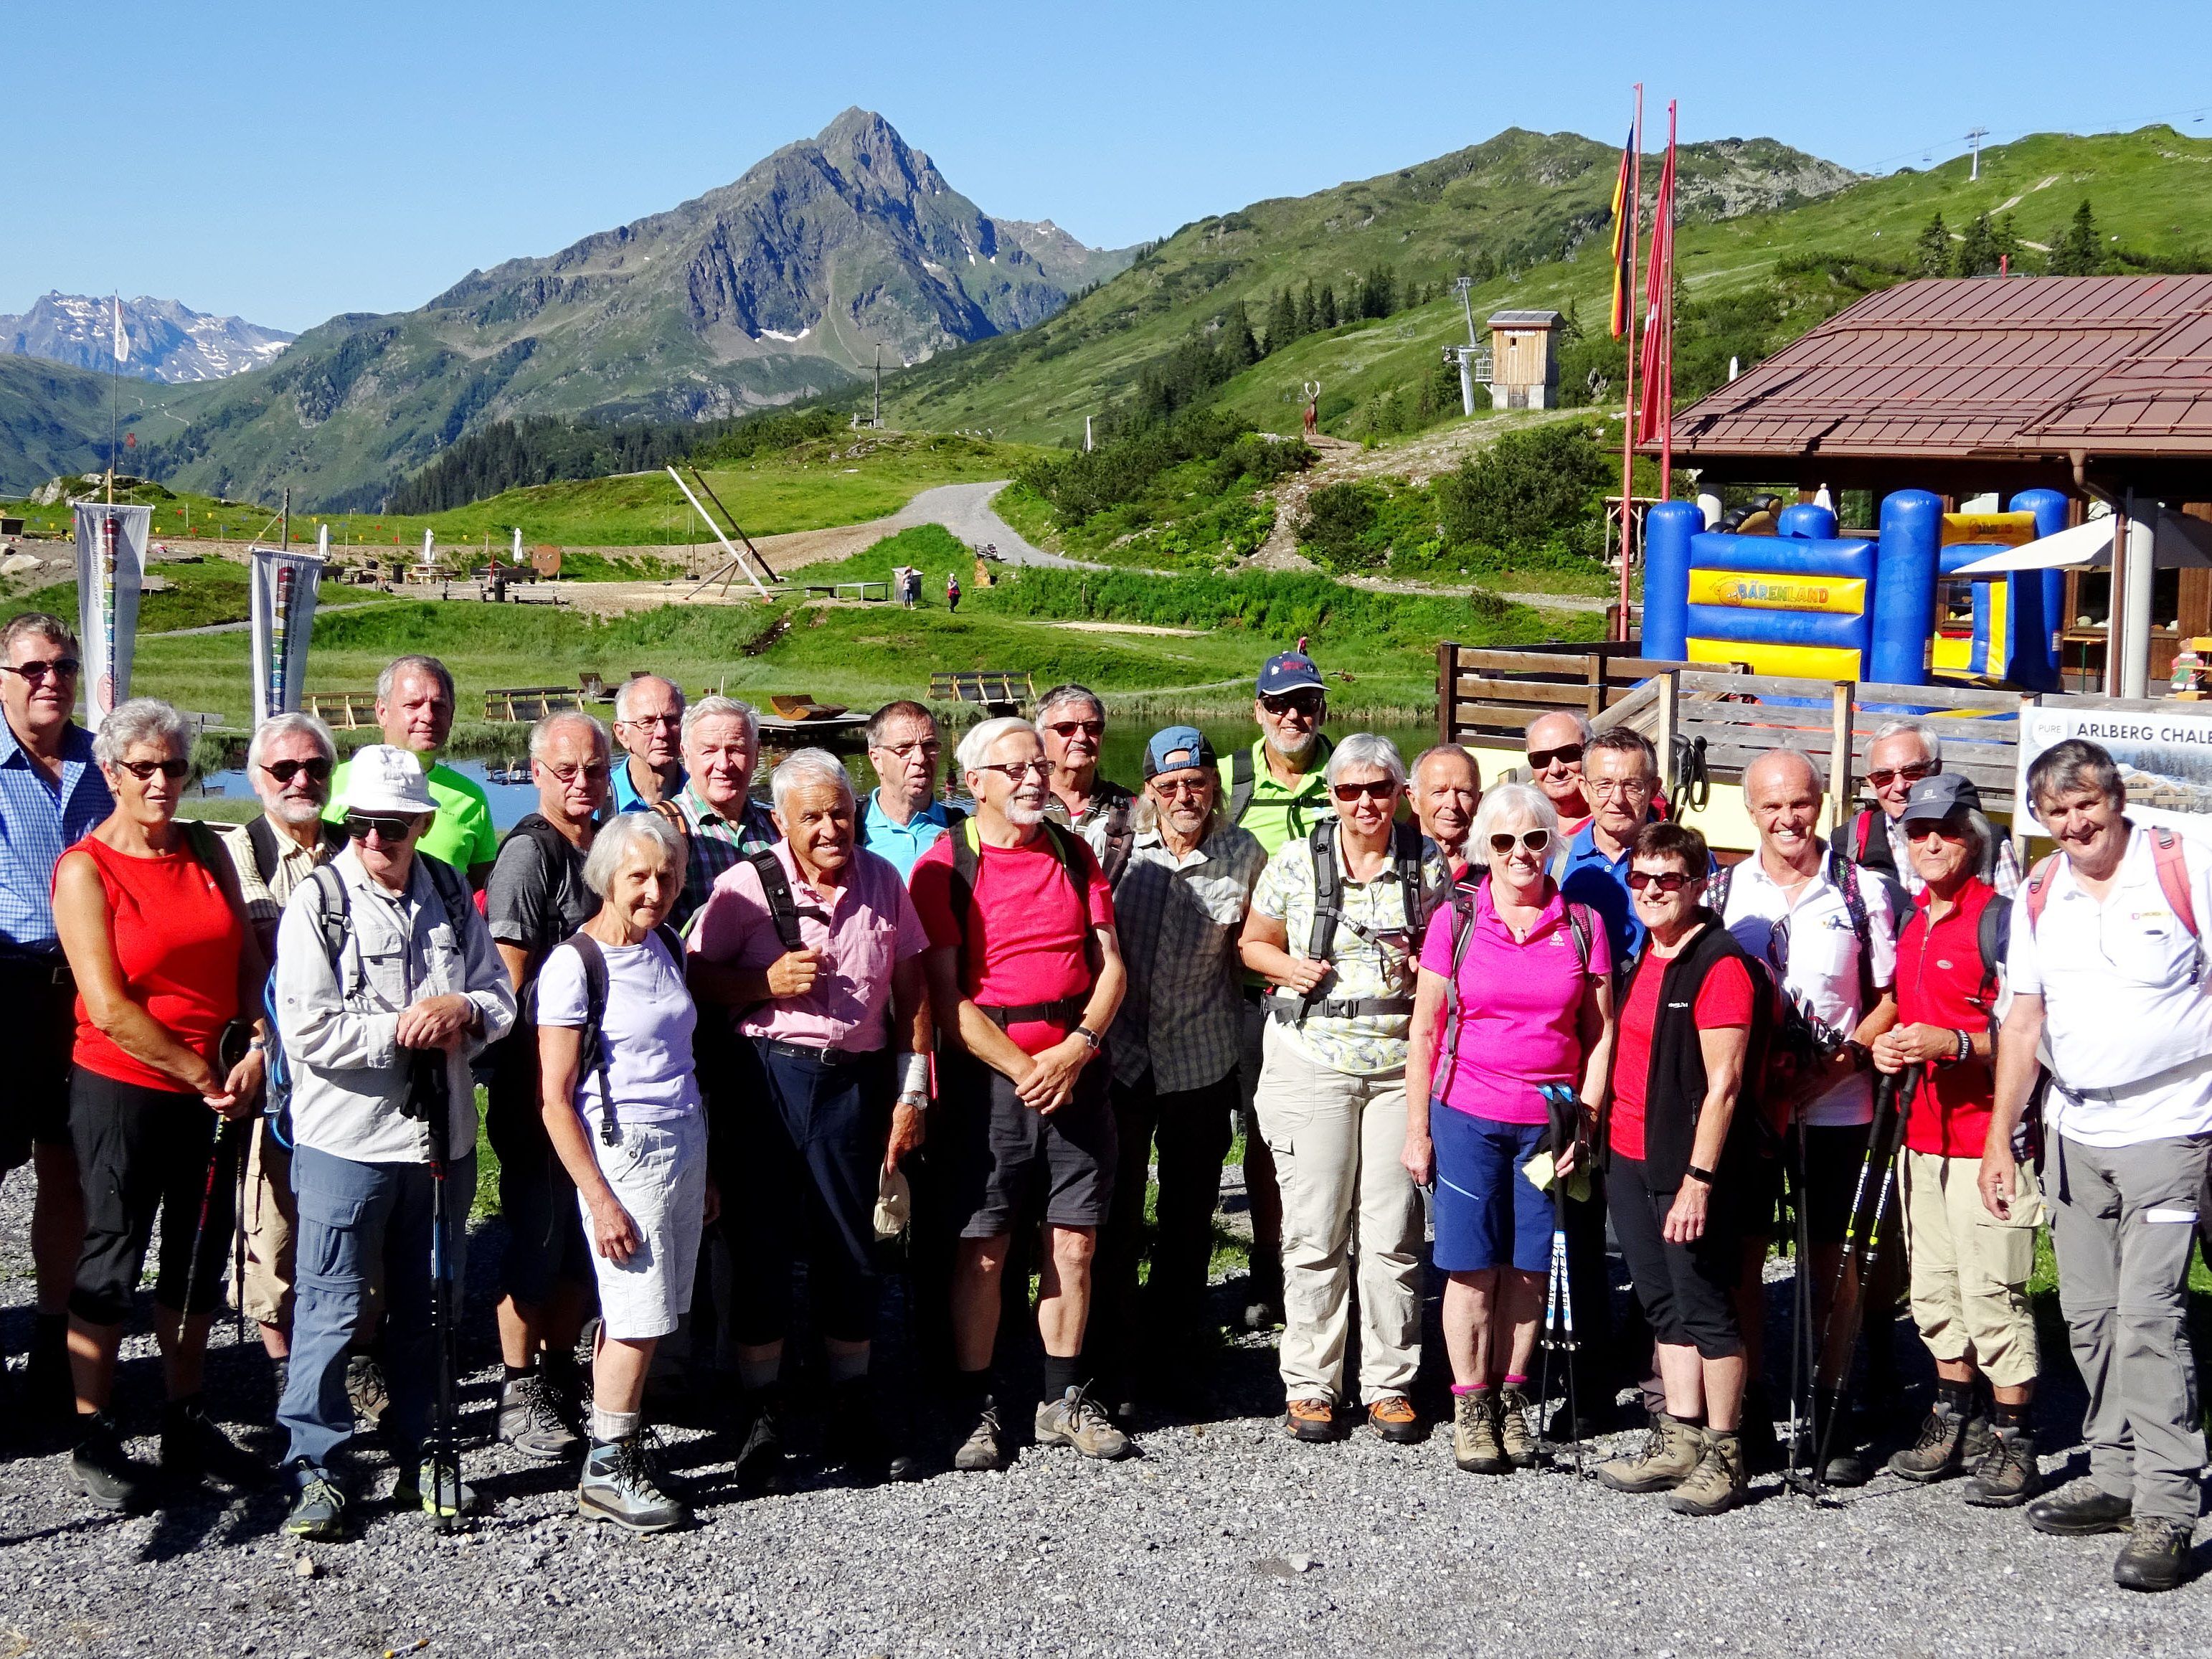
top-left (1607, 129), bottom-right (1635, 339)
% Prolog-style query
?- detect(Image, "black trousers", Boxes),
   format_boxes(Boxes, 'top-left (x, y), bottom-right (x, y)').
top-left (1607, 1153), bottom-right (1744, 1362)
top-left (1092, 1069), bottom-right (1239, 1378)
top-left (70, 1068), bottom-right (240, 1326)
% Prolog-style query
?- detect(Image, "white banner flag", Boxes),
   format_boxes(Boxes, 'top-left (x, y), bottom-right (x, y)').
top-left (249, 546), bottom-right (326, 724)
top-left (112, 296), bottom-right (128, 364)
top-left (72, 503), bottom-right (149, 727)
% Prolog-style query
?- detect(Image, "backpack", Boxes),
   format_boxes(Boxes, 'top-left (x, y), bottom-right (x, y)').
top-left (1093, 792), bottom-right (1136, 892)
top-left (2023, 827), bottom-right (2200, 975)
top-left (1272, 816), bottom-right (1435, 1024)
top-left (243, 815), bottom-right (349, 886)
top-left (945, 816), bottom-right (1100, 1009)
top-left (261, 851), bottom-right (476, 1148)
top-left (1428, 874), bottom-right (1597, 1107)
top-left (554, 925), bottom-right (686, 1147)
top-left (1226, 745), bottom-right (1328, 841)
top-left (742, 846), bottom-right (832, 954)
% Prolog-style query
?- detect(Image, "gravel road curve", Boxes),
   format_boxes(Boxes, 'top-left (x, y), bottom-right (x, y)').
top-left (2, 1167), bottom-right (2206, 1658)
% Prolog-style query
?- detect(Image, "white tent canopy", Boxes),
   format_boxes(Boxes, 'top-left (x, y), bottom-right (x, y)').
top-left (1950, 507), bottom-right (2212, 575)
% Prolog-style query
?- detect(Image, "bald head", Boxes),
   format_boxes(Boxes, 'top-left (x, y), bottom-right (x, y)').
top-left (1744, 747), bottom-right (1821, 803)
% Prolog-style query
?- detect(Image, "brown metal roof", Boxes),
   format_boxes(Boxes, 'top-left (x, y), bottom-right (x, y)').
top-left (1668, 275), bottom-right (2212, 465)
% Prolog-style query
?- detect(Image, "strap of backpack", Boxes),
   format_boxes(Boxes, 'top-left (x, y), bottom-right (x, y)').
top-left (1305, 816), bottom-right (1341, 965)
top-left (1428, 879), bottom-right (1480, 1107)
top-left (561, 933), bottom-right (619, 1147)
top-left (746, 847), bottom-right (808, 953)
top-left (950, 816), bottom-right (982, 962)
top-left (1567, 902), bottom-right (1594, 975)
top-left (2023, 853), bottom-right (2061, 935)
top-left (417, 852), bottom-right (474, 935)
top-left (1976, 890), bottom-right (2010, 1015)
top-left (1391, 821), bottom-right (1428, 933)
top-left (305, 864), bottom-right (357, 996)
top-left (2150, 828), bottom-right (2204, 986)
top-left (1226, 747), bottom-right (1256, 826)
top-left (1828, 838), bottom-right (1879, 1013)
top-left (245, 814), bottom-right (283, 886)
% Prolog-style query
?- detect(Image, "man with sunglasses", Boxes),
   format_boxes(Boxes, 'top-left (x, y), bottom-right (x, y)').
top-left (483, 712), bottom-right (613, 1461)
top-left (0, 613), bottom-right (110, 1423)
top-left (215, 712), bottom-right (346, 1383)
top-left (1039, 684), bottom-right (1137, 890)
top-left (859, 701), bottom-right (961, 882)
top-left (608, 675), bottom-right (686, 814)
top-left (1850, 722), bottom-right (2021, 909)
top-left (323, 656), bottom-right (498, 889)
top-left (1522, 712), bottom-right (1594, 839)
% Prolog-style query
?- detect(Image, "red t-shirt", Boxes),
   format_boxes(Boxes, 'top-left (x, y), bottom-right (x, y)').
top-left (911, 826), bottom-right (1115, 1056)
top-left (1894, 882), bottom-right (2000, 1158)
top-left (1609, 949), bottom-right (1754, 1162)
top-left (66, 834), bottom-right (243, 1092)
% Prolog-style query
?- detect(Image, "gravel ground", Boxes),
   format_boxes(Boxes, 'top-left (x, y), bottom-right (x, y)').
top-left (3, 1163), bottom-right (2208, 1659)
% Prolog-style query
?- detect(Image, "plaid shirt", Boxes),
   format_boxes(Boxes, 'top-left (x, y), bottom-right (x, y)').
top-left (217, 818), bottom-right (341, 958)
top-left (0, 720), bottom-right (110, 955)
top-left (657, 785), bottom-right (779, 929)
top-left (1110, 822), bottom-right (1267, 1094)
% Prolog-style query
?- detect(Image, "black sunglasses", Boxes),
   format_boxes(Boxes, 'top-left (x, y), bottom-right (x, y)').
top-left (118, 757), bottom-right (191, 782)
top-left (1867, 759), bottom-right (1939, 790)
top-left (263, 757), bottom-right (333, 785)
top-left (1627, 868), bottom-right (1696, 894)
top-left (0, 657), bottom-right (80, 684)
top-left (344, 812), bottom-right (417, 842)
top-left (1527, 743), bottom-right (1585, 772)
top-left (1260, 691), bottom-right (1324, 717)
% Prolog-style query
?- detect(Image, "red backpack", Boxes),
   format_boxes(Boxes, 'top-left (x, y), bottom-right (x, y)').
top-left (2023, 826), bottom-right (2201, 966)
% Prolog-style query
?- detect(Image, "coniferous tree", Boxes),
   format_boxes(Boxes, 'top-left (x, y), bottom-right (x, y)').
top-left (1318, 285), bottom-right (1338, 329)
top-left (2050, 200), bottom-right (2102, 276)
top-left (1295, 283), bottom-right (1317, 334)
top-left (1916, 212), bottom-right (1952, 279)
top-left (1954, 212), bottom-right (2001, 277)
top-left (1222, 301), bottom-right (1259, 369)
top-left (1268, 288), bottom-right (1299, 353)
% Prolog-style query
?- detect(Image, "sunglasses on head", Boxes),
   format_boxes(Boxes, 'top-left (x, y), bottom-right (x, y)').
top-left (1868, 759), bottom-right (1939, 790)
top-left (1331, 778), bottom-right (1397, 803)
top-left (344, 812), bottom-right (417, 842)
top-left (1044, 719), bottom-right (1105, 739)
top-left (1489, 828), bottom-right (1552, 856)
top-left (1527, 743), bottom-right (1584, 772)
top-left (0, 656), bottom-right (80, 684)
top-left (1627, 867), bottom-right (1695, 893)
top-left (1260, 691), bottom-right (1324, 717)
top-left (118, 757), bottom-right (190, 782)
top-left (262, 757), bottom-right (332, 785)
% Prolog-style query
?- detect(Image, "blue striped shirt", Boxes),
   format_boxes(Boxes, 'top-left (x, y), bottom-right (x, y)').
top-left (0, 721), bottom-right (112, 954)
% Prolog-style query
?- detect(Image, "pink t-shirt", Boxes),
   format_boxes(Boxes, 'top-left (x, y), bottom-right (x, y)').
top-left (1419, 879), bottom-right (1610, 1125)
top-left (691, 842), bottom-right (930, 1049)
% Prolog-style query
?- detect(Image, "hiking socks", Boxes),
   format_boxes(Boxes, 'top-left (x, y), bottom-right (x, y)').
top-left (1041, 1353), bottom-right (1084, 1402)
top-left (736, 1355), bottom-right (781, 1394)
top-left (826, 1349), bottom-right (869, 1387)
top-left (1993, 1399), bottom-right (2028, 1430)
top-left (1937, 1379), bottom-right (1973, 1415)
top-left (590, 1406), bottom-right (641, 1445)
top-left (504, 1363), bottom-right (533, 1385)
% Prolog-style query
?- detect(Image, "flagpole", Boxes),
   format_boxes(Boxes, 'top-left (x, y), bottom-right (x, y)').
top-left (1616, 85), bottom-right (1643, 642)
top-left (1660, 100), bottom-right (1677, 503)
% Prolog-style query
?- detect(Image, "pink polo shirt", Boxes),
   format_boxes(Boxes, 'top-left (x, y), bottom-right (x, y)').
top-left (1419, 878), bottom-right (1609, 1125)
top-left (691, 842), bottom-right (930, 1049)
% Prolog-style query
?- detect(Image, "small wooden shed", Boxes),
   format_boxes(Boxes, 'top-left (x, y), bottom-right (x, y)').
top-left (1485, 310), bottom-right (1563, 410)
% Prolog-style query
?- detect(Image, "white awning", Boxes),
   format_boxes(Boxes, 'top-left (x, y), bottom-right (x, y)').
top-left (1951, 509), bottom-right (2212, 575)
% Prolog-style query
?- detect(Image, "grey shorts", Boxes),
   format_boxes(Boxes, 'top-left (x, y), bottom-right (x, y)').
top-left (945, 1052), bottom-right (1116, 1239)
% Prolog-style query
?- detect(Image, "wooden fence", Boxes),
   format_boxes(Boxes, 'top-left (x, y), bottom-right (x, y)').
top-left (1435, 642), bottom-right (1715, 741)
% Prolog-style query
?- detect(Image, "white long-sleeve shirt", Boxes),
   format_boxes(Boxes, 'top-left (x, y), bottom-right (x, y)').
top-left (273, 845), bottom-right (516, 1164)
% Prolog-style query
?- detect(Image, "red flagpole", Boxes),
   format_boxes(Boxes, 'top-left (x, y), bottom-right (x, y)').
top-left (1615, 85), bottom-right (1643, 642)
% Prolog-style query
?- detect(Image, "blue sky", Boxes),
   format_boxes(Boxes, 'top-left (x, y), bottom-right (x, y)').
top-left (6, 0), bottom-right (2208, 333)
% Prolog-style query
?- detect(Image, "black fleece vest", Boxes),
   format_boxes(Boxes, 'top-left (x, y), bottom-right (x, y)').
top-left (1621, 912), bottom-right (1768, 1191)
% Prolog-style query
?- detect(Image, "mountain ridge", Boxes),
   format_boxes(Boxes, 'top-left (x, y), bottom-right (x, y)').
top-left (1, 293), bottom-right (293, 384)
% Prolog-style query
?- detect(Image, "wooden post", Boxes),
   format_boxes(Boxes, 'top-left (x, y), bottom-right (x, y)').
top-left (2012, 691), bottom-right (2038, 865)
top-left (1436, 641), bottom-right (1455, 745)
top-left (1827, 680), bottom-right (1854, 835)
top-left (1655, 671), bottom-right (1680, 798)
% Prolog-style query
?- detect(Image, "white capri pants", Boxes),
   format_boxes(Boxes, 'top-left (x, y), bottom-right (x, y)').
top-left (577, 1112), bottom-right (710, 1341)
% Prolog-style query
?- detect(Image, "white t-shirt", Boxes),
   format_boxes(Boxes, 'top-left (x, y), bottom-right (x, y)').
top-left (534, 931), bottom-right (703, 1126)
top-left (2010, 824), bottom-right (2212, 1148)
top-left (1722, 846), bottom-right (1898, 1128)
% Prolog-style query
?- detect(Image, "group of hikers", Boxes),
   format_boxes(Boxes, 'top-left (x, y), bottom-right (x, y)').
top-left (1, 608), bottom-right (2208, 1592)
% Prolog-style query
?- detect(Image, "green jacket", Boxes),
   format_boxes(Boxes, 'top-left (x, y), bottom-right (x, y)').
top-left (1227, 732), bottom-right (1335, 858)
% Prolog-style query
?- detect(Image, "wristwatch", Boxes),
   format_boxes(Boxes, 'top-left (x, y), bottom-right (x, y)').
top-left (1685, 1164), bottom-right (1716, 1186)
top-left (1074, 1026), bottom-right (1102, 1051)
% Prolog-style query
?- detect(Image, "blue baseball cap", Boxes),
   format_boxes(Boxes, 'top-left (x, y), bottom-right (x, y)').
top-left (1144, 726), bottom-right (1216, 780)
top-left (1257, 637), bottom-right (1325, 697)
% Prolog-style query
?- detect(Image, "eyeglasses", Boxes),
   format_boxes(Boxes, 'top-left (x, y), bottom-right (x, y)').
top-left (0, 657), bottom-right (80, 684)
top-left (1527, 743), bottom-right (1585, 772)
top-left (1867, 760), bottom-right (1938, 790)
top-left (1626, 868), bottom-right (1695, 893)
top-left (1259, 691), bottom-right (1324, 717)
top-left (618, 712), bottom-right (681, 728)
top-left (263, 757), bottom-right (332, 785)
top-left (344, 812), bottom-right (417, 843)
top-left (1151, 775), bottom-right (1212, 797)
top-left (975, 758), bottom-right (1052, 781)
top-left (1044, 719), bottom-right (1105, 739)
top-left (544, 761), bottom-right (611, 785)
top-left (1488, 828), bottom-right (1553, 856)
top-left (1331, 779), bottom-right (1398, 803)
top-left (117, 757), bottom-right (191, 782)
top-left (874, 739), bottom-right (941, 760)
top-left (1588, 776), bottom-right (1654, 798)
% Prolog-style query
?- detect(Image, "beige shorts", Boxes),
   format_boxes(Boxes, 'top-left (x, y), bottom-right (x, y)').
top-left (240, 1122), bottom-right (295, 1331)
top-left (1900, 1148), bottom-right (2042, 1389)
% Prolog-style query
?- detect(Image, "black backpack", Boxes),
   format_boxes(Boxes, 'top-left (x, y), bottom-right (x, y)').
top-left (1272, 816), bottom-right (1434, 1024)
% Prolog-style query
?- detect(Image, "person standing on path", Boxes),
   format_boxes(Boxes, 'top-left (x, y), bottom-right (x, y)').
top-left (0, 613), bottom-right (112, 1424)
top-left (912, 717), bottom-right (1129, 1473)
top-left (1224, 644), bottom-right (1338, 1330)
top-left (1038, 683), bottom-right (1137, 890)
top-left (323, 656), bottom-right (498, 888)
top-left (857, 701), bottom-right (962, 883)
top-left (609, 675), bottom-right (687, 814)
top-left (215, 712), bottom-right (345, 1385)
top-left (1981, 738), bottom-right (2212, 1592)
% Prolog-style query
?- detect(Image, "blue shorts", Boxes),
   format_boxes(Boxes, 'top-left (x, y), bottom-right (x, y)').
top-left (1432, 1109), bottom-right (1554, 1275)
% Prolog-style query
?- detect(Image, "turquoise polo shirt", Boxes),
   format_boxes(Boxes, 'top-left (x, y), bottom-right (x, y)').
top-left (859, 791), bottom-right (951, 883)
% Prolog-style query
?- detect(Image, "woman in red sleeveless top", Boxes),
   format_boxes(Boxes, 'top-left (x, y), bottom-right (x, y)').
top-left (52, 698), bottom-right (268, 1512)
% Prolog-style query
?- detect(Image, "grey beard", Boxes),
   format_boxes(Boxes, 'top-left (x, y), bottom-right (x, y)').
top-left (270, 798), bottom-right (326, 826)
top-left (1267, 730), bottom-right (1316, 765)
top-left (1006, 800), bottom-right (1046, 828)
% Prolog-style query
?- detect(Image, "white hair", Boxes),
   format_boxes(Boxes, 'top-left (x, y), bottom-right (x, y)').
top-left (614, 673), bottom-right (685, 723)
top-left (957, 716), bottom-right (1041, 775)
top-left (1869, 719), bottom-right (1942, 763)
top-left (771, 747), bottom-right (854, 815)
top-left (1469, 781), bottom-right (1560, 867)
top-left (681, 694), bottom-right (757, 750)
top-left (247, 711), bottom-right (335, 772)
top-left (94, 698), bottom-right (191, 767)
top-left (529, 709), bottom-right (610, 762)
top-left (582, 810), bottom-right (686, 898)
top-left (1325, 732), bottom-right (1407, 790)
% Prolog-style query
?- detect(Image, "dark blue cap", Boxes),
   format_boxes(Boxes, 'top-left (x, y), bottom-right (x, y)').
top-left (1257, 637), bottom-right (1325, 696)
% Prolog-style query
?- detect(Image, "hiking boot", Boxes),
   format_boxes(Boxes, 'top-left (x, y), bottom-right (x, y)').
top-left (498, 1371), bottom-right (581, 1462)
top-left (732, 1390), bottom-right (788, 1492)
top-left (2114, 1516), bottom-right (2195, 1593)
top-left (826, 1378), bottom-right (920, 1483)
top-left (1286, 1397), bottom-right (1336, 1443)
top-left (953, 1404), bottom-right (1011, 1472)
top-left (68, 1412), bottom-right (151, 1512)
top-left (345, 1353), bottom-right (390, 1432)
top-left (2028, 1479), bottom-right (2132, 1536)
top-left (392, 1458), bottom-right (478, 1526)
top-left (1242, 1256), bottom-right (1285, 1331)
top-left (1595, 1410), bottom-right (1702, 1493)
top-left (1962, 1426), bottom-right (2043, 1508)
top-left (1366, 1394), bottom-right (1420, 1445)
top-left (24, 1315), bottom-right (75, 1425)
top-left (1886, 1394), bottom-right (1975, 1483)
top-left (1452, 1391), bottom-right (1509, 1475)
top-left (282, 1460), bottom-right (346, 1540)
top-left (1496, 1386), bottom-right (1540, 1468)
top-left (579, 1432), bottom-right (689, 1533)
top-left (161, 1397), bottom-right (271, 1490)
top-left (1665, 1427), bottom-right (1747, 1516)
top-left (1036, 1386), bottom-right (1132, 1460)
top-left (1797, 1387), bottom-right (1868, 1488)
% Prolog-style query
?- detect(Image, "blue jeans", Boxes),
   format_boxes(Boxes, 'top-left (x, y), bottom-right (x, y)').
top-left (279, 1143), bottom-right (476, 1475)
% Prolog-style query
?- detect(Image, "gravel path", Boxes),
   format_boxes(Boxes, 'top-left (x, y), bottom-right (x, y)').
top-left (3, 1166), bottom-right (2207, 1657)
top-left (880, 481), bottom-right (1097, 571)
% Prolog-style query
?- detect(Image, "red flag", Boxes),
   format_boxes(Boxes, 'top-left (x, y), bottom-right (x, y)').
top-left (1607, 128), bottom-right (1636, 339)
top-left (1635, 119), bottom-right (1677, 445)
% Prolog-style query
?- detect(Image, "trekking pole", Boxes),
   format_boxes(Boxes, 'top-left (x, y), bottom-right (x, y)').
top-left (1536, 1084), bottom-right (1585, 1475)
top-left (420, 1051), bottom-right (465, 1532)
top-left (1782, 1111), bottom-right (1818, 1494)
top-left (179, 1117), bottom-right (244, 1336)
